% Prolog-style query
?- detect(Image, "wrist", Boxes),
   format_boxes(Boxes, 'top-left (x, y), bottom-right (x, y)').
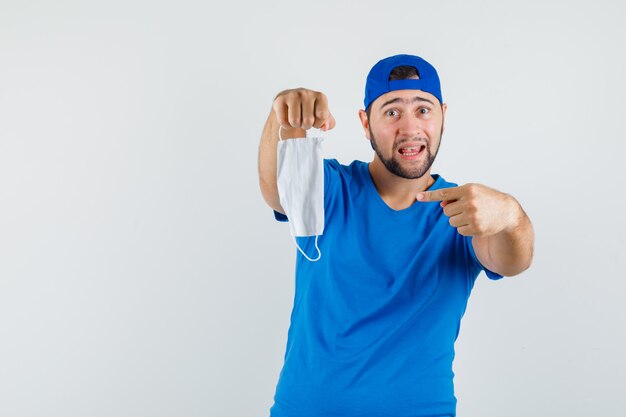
top-left (502, 195), bottom-right (525, 234)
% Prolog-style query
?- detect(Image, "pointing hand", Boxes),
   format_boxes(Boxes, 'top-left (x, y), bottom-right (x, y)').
top-left (416, 184), bottom-right (522, 237)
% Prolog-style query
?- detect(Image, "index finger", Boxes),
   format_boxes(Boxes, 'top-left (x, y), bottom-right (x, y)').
top-left (416, 186), bottom-right (462, 202)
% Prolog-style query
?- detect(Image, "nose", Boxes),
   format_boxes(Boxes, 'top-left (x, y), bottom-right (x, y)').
top-left (397, 114), bottom-right (423, 138)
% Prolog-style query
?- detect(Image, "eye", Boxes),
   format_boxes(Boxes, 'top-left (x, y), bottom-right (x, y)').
top-left (385, 109), bottom-right (399, 117)
top-left (418, 107), bottom-right (430, 115)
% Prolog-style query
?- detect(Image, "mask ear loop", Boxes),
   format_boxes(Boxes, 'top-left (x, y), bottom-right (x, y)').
top-left (295, 236), bottom-right (321, 262)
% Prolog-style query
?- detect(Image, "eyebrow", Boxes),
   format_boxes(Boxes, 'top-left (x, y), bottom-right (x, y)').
top-left (380, 96), bottom-right (435, 109)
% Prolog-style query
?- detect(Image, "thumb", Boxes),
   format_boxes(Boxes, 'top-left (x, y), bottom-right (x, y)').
top-left (321, 114), bottom-right (336, 131)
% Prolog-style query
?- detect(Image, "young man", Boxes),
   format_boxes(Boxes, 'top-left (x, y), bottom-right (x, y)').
top-left (258, 54), bottom-right (534, 417)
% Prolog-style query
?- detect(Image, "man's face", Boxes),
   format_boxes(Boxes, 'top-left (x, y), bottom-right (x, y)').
top-left (359, 89), bottom-right (447, 179)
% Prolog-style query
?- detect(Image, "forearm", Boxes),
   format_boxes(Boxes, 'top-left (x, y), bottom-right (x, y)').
top-left (476, 201), bottom-right (535, 276)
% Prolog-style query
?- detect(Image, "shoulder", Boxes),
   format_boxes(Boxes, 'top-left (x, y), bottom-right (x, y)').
top-left (324, 158), bottom-right (364, 171)
top-left (324, 159), bottom-right (367, 180)
top-left (323, 159), bottom-right (369, 196)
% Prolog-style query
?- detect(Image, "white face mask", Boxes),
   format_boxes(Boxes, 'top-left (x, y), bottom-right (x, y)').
top-left (276, 126), bottom-right (325, 262)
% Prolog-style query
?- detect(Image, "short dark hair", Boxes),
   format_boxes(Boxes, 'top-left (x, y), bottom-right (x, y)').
top-left (389, 65), bottom-right (420, 81)
top-left (366, 65), bottom-right (420, 118)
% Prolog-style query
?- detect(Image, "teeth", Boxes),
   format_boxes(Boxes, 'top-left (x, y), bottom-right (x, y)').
top-left (400, 146), bottom-right (421, 156)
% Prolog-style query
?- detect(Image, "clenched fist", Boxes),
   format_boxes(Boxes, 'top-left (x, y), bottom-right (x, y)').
top-left (272, 88), bottom-right (336, 131)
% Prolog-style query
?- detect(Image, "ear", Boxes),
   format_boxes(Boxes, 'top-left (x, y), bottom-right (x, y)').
top-left (441, 103), bottom-right (448, 134)
top-left (358, 109), bottom-right (371, 140)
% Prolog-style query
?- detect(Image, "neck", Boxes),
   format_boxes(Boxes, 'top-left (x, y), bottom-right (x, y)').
top-left (368, 157), bottom-right (435, 211)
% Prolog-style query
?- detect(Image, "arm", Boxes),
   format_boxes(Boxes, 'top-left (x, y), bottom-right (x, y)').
top-left (257, 89), bottom-right (335, 214)
top-left (416, 184), bottom-right (535, 277)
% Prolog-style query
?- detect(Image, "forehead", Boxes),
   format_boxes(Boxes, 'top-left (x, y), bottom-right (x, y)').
top-left (373, 89), bottom-right (438, 109)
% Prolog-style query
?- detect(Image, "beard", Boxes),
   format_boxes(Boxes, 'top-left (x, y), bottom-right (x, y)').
top-left (369, 123), bottom-right (443, 180)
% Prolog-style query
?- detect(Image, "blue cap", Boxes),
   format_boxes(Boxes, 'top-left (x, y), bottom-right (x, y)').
top-left (364, 54), bottom-right (443, 110)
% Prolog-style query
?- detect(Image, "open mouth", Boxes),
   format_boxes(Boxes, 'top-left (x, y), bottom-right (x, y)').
top-left (398, 145), bottom-right (426, 158)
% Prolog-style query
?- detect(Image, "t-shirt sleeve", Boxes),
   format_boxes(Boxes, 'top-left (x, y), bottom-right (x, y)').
top-left (465, 236), bottom-right (504, 280)
top-left (273, 210), bottom-right (288, 222)
top-left (271, 158), bottom-right (340, 222)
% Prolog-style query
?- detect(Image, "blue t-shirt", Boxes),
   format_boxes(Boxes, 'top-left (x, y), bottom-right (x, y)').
top-left (270, 159), bottom-right (502, 417)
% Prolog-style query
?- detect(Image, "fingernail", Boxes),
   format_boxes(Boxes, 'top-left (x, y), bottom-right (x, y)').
top-left (416, 193), bottom-right (424, 201)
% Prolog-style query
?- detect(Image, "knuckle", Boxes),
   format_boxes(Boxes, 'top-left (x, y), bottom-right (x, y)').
top-left (279, 91), bottom-right (298, 105)
top-left (316, 109), bottom-right (329, 120)
top-left (273, 89), bottom-right (290, 102)
top-left (301, 88), bottom-right (318, 98)
top-left (465, 184), bottom-right (476, 196)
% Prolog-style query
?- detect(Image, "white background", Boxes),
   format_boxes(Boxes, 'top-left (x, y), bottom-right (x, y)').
top-left (1, 0), bottom-right (624, 416)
